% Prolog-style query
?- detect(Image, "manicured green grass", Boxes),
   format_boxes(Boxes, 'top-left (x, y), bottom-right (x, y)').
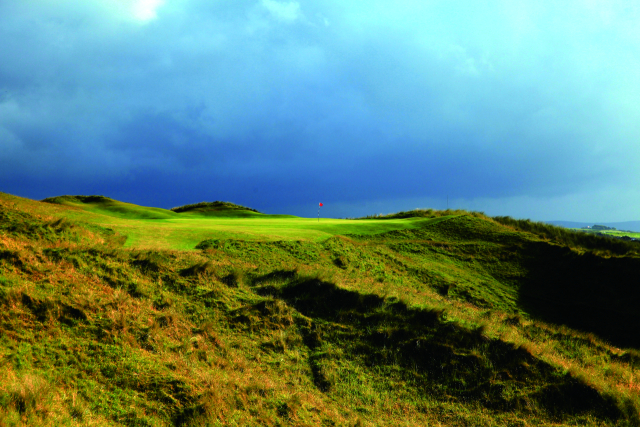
top-left (42, 195), bottom-right (453, 250)
top-left (3, 191), bottom-right (640, 426)
top-left (129, 216), bottom-right (447, 249)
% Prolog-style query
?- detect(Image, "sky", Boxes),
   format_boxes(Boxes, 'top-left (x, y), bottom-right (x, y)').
top-left (1, 0), bottom-right (639, 221)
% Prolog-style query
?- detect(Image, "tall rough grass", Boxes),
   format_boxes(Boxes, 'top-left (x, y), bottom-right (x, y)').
top-left (2, 194), bottom-right (640, 426)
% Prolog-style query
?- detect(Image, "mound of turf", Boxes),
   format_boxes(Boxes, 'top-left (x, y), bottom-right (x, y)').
top-left (170, 201), bottom-right (265, 218)
top-left (171, 201), bottom-right (260, 214)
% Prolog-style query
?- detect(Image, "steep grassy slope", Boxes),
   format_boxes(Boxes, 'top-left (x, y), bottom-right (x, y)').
top-left (2, 192), bottom-right (640, 426)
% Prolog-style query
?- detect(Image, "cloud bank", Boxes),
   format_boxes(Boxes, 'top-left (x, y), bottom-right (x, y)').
top-left (1, 0), bottom-right (639, 220)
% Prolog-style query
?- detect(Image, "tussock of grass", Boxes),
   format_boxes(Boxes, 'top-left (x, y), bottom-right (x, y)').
top-left (2, 193), bottom-right (640, 426)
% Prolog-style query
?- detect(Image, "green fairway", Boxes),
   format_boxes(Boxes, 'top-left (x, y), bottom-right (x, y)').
top-left (41, 195), bottom-right (453, 249)
top-left (70, 214), bottom-right (448, 250)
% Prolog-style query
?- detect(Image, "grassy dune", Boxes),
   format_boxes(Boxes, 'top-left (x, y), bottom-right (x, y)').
top-left (2, 191), bottom-right (640, 426)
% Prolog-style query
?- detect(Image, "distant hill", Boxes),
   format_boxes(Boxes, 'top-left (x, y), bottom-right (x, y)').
top-left (547, 220), bottom-right (640, 232)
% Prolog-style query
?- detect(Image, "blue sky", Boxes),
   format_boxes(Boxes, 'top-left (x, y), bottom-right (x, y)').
top-left (1, 0), bottom-right (639, 220)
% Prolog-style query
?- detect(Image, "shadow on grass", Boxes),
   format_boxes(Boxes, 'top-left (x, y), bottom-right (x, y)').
top-left (254, 274), bottom-right (625, 423)
top-left (517, 241), bottom-right (640, 350)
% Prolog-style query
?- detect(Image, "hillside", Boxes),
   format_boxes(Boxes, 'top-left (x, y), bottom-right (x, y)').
top-left (2, 191), bottom-right (640, 426)
top-left (42, 196), bottom-right (266, 220)
top-left (42, 195), bottom-right (179, 220)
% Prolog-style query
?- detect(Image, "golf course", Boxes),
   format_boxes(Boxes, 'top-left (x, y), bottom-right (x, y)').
top-left (38, 195), bottom-right (447, 250)
top-left (2, 191), bottom-right (640, 426)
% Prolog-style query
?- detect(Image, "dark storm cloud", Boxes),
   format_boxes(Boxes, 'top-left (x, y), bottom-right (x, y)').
top-left (1, 1), bottom-right (639, 220)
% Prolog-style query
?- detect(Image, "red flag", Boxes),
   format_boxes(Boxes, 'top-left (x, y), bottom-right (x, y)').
top-left (319, 203), bottom-right (323, 207)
